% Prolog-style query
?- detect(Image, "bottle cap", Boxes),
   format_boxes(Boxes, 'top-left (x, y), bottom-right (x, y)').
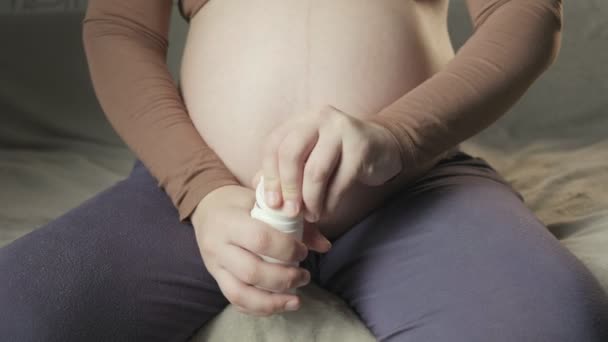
top-left (251, 176), bottom-right (303, 233)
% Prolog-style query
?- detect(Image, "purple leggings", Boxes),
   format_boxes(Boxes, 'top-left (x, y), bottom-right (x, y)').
top-left (1, 152), bottom-right (607, 341)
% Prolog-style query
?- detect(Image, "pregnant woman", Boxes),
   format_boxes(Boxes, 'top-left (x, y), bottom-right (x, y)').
top-left (2, 0), bottom-right (607, 341)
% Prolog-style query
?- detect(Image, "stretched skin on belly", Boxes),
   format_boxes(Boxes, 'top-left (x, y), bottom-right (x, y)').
top-left (179, 0), bottom-right (454, 236)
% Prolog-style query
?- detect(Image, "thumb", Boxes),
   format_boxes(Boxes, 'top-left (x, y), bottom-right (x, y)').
top-left (302, 220), bottom-right (332, 253)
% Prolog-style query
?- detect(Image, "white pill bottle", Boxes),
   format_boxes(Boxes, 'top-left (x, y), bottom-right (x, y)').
top-left (250, 176), bottom-right (304, 294)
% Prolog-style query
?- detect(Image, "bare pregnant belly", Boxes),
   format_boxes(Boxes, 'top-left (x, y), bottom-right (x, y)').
top-left (180, 0), bottom-right (456, 238)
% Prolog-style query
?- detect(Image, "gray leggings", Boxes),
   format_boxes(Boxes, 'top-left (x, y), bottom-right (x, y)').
top-left (1, 152), bottom-right (607, 341)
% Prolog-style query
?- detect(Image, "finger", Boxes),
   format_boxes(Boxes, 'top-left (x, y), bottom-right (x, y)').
top-left (234, 304), bottom-right (248, 313)
top-left (301, 221), bottom-right (332, 253)
top-left (214, 266), bottom-right (301, 316)
top-left (262, 121), bottom-right (297, 208)
top-left (234, 304), bottom-right (260, 316)
top-left (301, 127), bottom-right (342, 222)
top-left (219, 243), bottom-right (310, 293)
top-left (324, 145), bottom-right (360, 216)
top-left (277, 123), bottom-right (319, 217)
top-left (230, 216), bottom-right (308, 264)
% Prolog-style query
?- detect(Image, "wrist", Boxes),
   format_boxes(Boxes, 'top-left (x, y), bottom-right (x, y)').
top-left (193, 184), bottom-right (240, 220)
top-left (366, 118), bottom-right (408, 182)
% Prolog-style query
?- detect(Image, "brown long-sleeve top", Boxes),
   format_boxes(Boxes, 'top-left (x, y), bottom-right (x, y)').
top-left (82, 0), bottom-right (562, 221)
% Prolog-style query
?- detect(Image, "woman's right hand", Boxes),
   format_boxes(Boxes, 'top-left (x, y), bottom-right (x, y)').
top-left (190, 185), bottom-right (311, 316)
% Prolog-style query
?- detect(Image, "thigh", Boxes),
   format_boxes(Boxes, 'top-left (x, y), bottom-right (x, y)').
top-left (0, 161), bottom-right (227, 342)
top-left (316, 154), bottom-right (608, 342)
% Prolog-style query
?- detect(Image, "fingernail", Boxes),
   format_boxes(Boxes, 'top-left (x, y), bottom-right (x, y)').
top-left (306, 211), bottom-right (318, 222)
top-left (323, 238), bottom-right (332, 249)
top-left (285, 299), bottom-right (299, 311)
top-left (300, 271), bottom-right (311, 286)
top-left (265, 191), bottom-right (278, 206)
top-left (299, 247), bottom-right (309, 261)
top-left (284, 200), bottom-right (299, 216)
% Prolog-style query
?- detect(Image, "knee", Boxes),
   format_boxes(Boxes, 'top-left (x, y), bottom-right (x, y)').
top-left (370, 180), bottom-right (608, 341)
top-left (443, 250), bottom-right (608, 342)
top-left (0, 235), bottom-right (72, 340)
top-left (483, 198), bottom-right (608, 340)
top-left (498, 258), bottom-right (608, 341)
top-left (523, 254), bottom-right (608, 341)
top-left (460, 213), bottom-right (608, 342)
top-left (381, 261), bottom-right (608, 342)
top-left (0, 227), bottom-right (137, 341)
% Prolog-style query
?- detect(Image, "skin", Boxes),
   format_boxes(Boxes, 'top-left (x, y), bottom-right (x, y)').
top-left (192, 112), bottom-right (401, 316)
top-left (253, 104), bottom-right (403, 221)
top-left (192, 118), bottom-right (401, 316)
top-left (190, 103), bottom-right (408, 317)
top-left (84, 0), bottom-right (561, 319)
top-left (191, 185), bottom-right (330, 315)
top-left (183, 0), bottom-right (454, 316)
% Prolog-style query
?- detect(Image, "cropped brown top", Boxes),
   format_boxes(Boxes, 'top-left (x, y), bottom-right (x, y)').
top-left (82, 0), bottom-right (562, 221)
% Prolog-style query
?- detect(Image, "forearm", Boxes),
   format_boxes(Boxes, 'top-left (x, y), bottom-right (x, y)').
top-left (83, 0), bottom-right (240, 221)
top-left (368, 0), bottom-right (562, 178)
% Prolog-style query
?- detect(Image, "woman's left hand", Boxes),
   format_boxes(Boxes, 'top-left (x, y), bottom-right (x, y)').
top-left (252, 105), bottom-right (403, 223)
